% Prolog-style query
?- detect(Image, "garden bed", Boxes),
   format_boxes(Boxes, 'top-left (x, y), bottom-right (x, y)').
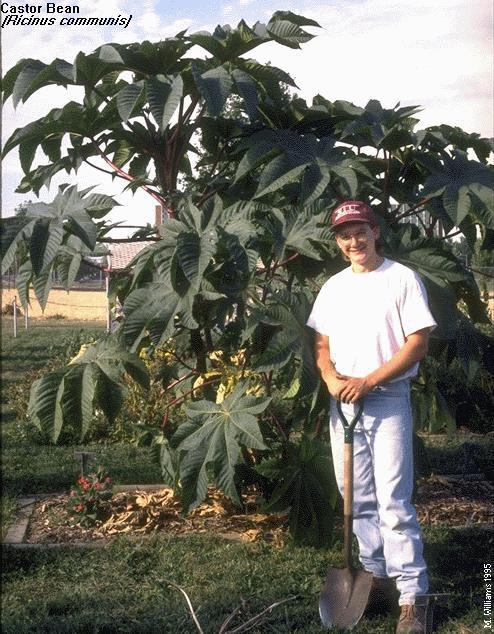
top-left (24, 487), bottom-right (288, 546)
top-left (8, 476), bottom-right (494, 548)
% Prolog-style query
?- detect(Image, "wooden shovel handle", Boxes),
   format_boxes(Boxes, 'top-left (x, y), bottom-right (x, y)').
top-left (343, 441), bottom-right (354, 569)
top-left (337, 400), bottom-right (363, 570)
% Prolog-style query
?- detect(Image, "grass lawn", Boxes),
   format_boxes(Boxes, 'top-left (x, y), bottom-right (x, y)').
top-left (1, 318), bottom-right (492, 632)
top-left (1, 528), bottom-right (489, 633)
top-left (1, 319), bottom-right (161, 526)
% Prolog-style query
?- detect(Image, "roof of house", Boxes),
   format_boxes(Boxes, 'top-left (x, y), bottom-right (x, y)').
top-left (106, 241), bottom-right (154, 271)
top-left (85, 241), bottom-right (155, 272)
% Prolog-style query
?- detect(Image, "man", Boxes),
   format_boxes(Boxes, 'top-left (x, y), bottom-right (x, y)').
top-left (307, 200), bottom-right (437, 634)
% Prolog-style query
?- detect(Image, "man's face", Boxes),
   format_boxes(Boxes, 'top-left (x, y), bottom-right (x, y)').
top-left (335, 221), bottom-right (380, 266)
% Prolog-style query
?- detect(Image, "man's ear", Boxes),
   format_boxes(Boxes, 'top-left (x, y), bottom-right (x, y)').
top-left (371, 225), bottom-right (380, 240)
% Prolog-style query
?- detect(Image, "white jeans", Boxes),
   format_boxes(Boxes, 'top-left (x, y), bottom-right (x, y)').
top-left (329, 379), bottom-right (428, 605)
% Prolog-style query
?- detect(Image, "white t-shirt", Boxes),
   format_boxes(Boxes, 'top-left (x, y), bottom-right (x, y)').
top-left (306, 258), bottom-right (437, 381)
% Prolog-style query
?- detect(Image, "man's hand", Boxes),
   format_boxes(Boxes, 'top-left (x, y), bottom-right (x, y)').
top-left (337, 374), bottom-right (374, 403)
top-left (323, 372), bottom-right (350, 400)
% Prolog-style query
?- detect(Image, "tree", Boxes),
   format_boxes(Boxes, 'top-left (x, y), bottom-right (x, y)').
top-left (2, 12), bottom-right (493, 544)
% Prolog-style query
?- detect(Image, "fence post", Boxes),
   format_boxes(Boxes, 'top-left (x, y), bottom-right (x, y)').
top-left (24, 303), bottom-right (29, 330)
top-left (13, 297), bottom-right (18, 338)
top-left (106, 255), bottom-right (112, 334)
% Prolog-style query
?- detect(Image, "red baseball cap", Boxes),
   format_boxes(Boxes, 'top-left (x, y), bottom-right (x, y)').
top-left (331, 200), bottom-right (377, 228)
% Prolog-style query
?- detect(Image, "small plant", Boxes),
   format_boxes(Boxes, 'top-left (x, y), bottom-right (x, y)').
top-left (66, 466), bottom-right (113, 527)
top-left (47, 313), bottom-right (66, 320)
top-left (1, 302), bottom-right (23, 316)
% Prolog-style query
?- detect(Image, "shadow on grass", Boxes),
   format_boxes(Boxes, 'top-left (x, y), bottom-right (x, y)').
top-left (0, 536), bottom-right (391, 633)
top-left (1, 527), bottom-right (491, 633)
top-left (425, 526), bottom-right (493, 630)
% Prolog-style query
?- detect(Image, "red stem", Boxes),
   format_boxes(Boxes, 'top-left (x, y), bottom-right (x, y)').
top-left (90, 139), bottom-right (168, 207)
top-left (161, 377), bottom-right (222, 428)
top-left (392, 197), bottom-right (434, 223)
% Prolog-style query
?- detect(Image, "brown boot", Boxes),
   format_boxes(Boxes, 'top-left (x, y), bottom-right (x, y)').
top-left (395, 602), bottom-right (427, 633)
top-left (365, 576), bottom-right (399, 616)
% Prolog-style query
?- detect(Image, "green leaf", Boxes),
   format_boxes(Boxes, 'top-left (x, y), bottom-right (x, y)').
top-left (66, 213), bottom-right (98, 250)
top-left (95, 367), bottom-right (124, 423)
top-left (255, 162), bottom-right (307, 199)
top-left (160, 439), bottom-right (181, 489)
top-left (232, 68), bottom-right (258, 119)
top-left (98, 44), bottom-right (125, 64)
top-left (269, 11), bottom-right (320, 27)
top-left (30, 217), bottom-right (63, 275)
top-left (123, 283), bottom-right (198, 348)
top-left (421, 151), bottom-right (494, 226)
top-left (33, 263), bottom-right (53, 311)
top-left (28, 367), bottom-right (71, 442)
top-left (80, 364), bottom-right (96, 439)
top-left (192, 63), bottom-right (233, 117)
top-left (146, 75), bottom-right (183, 130)
top-left (1, 216), bottom-right (37, 274)
top-left (266, 20), bottom-right (315, 49)
top-left (260, 436), bottom-right (336, 546)
top-left (116, 81), bottom-right (145, 122)
top-left (175, 382), bottom-right (270, 512)
top-left (15, 260), bottom-right (33, 309)
top-left (12, 61), bottom-right (46, 107)
top-left (176, 230), bottom-right (216, 290)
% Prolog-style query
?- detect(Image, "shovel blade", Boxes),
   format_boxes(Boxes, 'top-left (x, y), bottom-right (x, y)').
top-left (319, 567), bottom-right (373, 630)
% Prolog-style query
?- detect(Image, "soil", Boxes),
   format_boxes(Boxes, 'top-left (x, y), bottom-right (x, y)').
top-left (2, 288), bottom-right (107, 321)
top-left (25, 476), bottom-right (494, 545)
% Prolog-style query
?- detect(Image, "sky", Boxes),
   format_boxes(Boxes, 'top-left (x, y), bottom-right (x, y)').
top-left (1, 0), bottom-right (493, 232)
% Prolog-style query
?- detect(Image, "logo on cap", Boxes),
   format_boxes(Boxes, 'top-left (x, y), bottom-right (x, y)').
top-left (333, 203), bottom-right (362, 220)
top-left (331, 200), bottom-right (375, 227)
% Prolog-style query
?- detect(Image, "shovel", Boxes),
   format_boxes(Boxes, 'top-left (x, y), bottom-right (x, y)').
top-left (319, 399), bottom-right (373, 630)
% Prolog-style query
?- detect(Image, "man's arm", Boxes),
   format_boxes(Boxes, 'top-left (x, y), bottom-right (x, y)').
top-left (314, 333), bottom-right (349, 398)
top-left (338, 328), bottom-right (430, 403)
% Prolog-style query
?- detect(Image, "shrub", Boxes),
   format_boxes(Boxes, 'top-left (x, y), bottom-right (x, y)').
top-left (66, 466), bottom-right (113, 527)
top-left (1, 302), bottom-right (23, 316)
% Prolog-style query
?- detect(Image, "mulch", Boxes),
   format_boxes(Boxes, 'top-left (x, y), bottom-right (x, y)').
top-left (25, 476), bottom-right (494, 545)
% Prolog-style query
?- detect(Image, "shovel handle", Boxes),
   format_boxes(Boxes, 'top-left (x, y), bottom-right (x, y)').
top-left (336, 400), bottom-right (364, 444)
top-left (337, 400), bottom-right (364, 569)
top-left (343, 442), bottom-right (354, 569)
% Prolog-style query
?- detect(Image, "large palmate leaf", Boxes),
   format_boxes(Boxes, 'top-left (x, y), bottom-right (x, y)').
top-left (28, 336), bottom-right (149, 443)
top-left (235, 128), bottom-right (362, 203)
top-left (257, 436), bottom-right (337, 546)
top-left (189, 13), bottom-right (319, 62)
top-left (1, 185), bottom-right (117, 310)
top-left (172, 382), bottom-right (270, 512)
top-left (248, 289), bottom-right (318, 398)
top-left (421, 151), bottom-right (494, 226)
top-left (262, 207), bottom-right (332, 261)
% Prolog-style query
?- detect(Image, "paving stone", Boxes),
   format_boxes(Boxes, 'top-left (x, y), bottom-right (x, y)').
top-left (3, 497), bottom-right (37, 544)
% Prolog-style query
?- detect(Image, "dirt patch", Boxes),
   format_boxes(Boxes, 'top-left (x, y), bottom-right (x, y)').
top-left (2, 288), bottom-right (107, 321)
top-left (24, 477), bottom-right (494, 546)
top-left (415, 475), bottom-right (494, 527)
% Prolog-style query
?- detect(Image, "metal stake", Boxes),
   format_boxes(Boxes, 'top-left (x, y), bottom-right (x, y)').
top-left (74, 451), bottom-right (97, 477)
top-left (13, 298), bottom-right (18, 338)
